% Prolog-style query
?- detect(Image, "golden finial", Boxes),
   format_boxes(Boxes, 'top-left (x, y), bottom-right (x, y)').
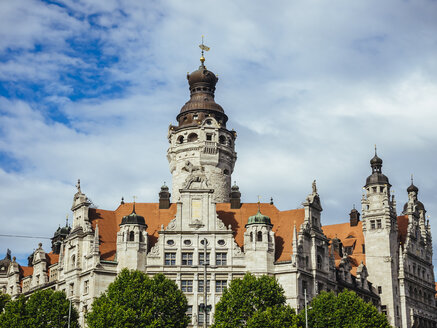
top-left (199, 35), bottom-right (210, 66)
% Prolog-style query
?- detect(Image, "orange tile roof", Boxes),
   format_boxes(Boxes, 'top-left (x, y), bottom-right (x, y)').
top-left (89, 202), bottom-right (305, 262)
top-left (89, 203), bottom-right (178, 261)
top-left (216, 203), bottom-right (305, 262)
top-left (20, 265), bottom-right (33, 278)
top-left (46, 252), bottom-right (59, 266)
top-left (322, 221), bottom-right (366, 275)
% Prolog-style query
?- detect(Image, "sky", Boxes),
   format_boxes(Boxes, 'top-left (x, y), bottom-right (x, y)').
top-left (1, 0), bottom-right (437, 277)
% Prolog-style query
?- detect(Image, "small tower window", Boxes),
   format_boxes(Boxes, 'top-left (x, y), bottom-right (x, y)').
top-left (187, 133), bottom-right (198, 142)
top-left (250, 232), bottom-right (253, 242)
top-left (206, 133), bottom-right (212, 141)
top-left (139, 232), bottom-right (144, 242)
top-left (129, 231), bottom-right (135, 242)
top-left (376, 219), bottom-right (382, 229)
top-left (223, 169), bottom-right (229, 175)
top-left (193, 114), bottom-right (198, 120)
top-left (370, 220), bottom-right (376, 230)
top-left (219, 135), bottom-right (226, 144)
top-left (257, 231), bottom-right (262, 242)
top-left (177, 136), bottom-right (184, 144)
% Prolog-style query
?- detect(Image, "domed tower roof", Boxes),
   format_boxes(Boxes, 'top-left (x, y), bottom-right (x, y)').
top-left (365, 148), bottom-right (390, 187)
top-left (176, 41), bottom-right (228, 129)
top-left (120, 203), bottom-right (147, 227)
top-left (246, 209), bottom-right (273, 227)
top-left (403, 176), bottom-right (424, 212)
top-left (407, 181), bottom-right (419, 193)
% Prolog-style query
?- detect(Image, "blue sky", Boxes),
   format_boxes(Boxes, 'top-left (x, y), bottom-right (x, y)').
top-left (1, 0), bottom-right (437, 277)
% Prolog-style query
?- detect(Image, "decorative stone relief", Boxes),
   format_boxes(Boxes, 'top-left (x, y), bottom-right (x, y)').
top-left (215, 217), bottom-right (227, 231)
top-left (232, 240), bottom-right (244, 257)
top-left (148, 244), bottom-right (160, 257)
top-left (166, 218), bottom-right (177, 231)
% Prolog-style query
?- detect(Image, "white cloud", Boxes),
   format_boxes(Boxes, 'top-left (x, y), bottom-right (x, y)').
top-left (0, 0), bottom-right (437, 274)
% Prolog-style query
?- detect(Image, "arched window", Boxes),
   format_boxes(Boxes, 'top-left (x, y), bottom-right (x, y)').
top-left (250, 232), bottom-right (253, 242)
top-left (129, 231), bottom-right (135, 242)
top-left (177, 135), bottom-right (184, 144)
top-left (257, 231), bottom-right (262, 242)
top-left (223, 169), bottom-right (229, 175)
top-left (219, 135), bottom-right (226, 144)
top-left (139, 232), bottom-right (144, 242)
top-left (187, 133), bottom-right (198, 142)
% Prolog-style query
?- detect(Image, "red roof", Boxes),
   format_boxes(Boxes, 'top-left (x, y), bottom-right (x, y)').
top-left (89, 202), bottom-right (305, 262)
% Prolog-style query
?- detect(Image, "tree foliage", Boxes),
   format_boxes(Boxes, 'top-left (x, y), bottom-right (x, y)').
top-left (0, 292), bottom-right (10, 312)
top-left (212, 273), bottom-right (294, 328)
top-left (298, 289), bottom-right (391, 328)
top-left (0, 289), bottom-right (78, 328)
top-left (246, 304), bottom-right (298, 328)
top-left (86, 269), bottom-right (189, 328)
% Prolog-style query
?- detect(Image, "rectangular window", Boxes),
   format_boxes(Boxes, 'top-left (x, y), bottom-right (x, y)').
top-left (181, 280), bottom-right (193, 293)
top-left (198, 280), bottom-right (210, 293)
top-left (378, 286), bottom-right (382, 294)
top-left (181, 253), bottom-right (193, 266)
top-left (215, 252), bottom-right (227, 266)
top-left (381, 305), bottom-right (387, 316)
top-left (186, 305), bottom-right (192, 321)
top-left (370, 220), bottom-right (376, 230)
top-left (206, 134), bottom-right (212, 141)
top-left (215, 280), bottom-right (227, 293)
top-left (199, 252), bottom-right (210, 265)
top-left (376, 219), bottom-right (382, 229)
top-left (165, 252), bottom-right (176, 266)
top-left (362, 244), bottom-right (365, 254)
top-left (84, 280), bottom-right (89, 294)
top-left (198, 306), bottom-right (210, 324)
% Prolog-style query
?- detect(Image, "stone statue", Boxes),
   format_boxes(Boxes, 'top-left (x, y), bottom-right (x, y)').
top-left (312, 180), bottom-right (317, 194)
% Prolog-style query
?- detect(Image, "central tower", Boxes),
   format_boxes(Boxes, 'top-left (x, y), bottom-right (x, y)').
top-left (167, 49), bottom-right (237, 203)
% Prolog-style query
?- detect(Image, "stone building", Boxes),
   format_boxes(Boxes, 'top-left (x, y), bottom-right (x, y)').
top-left (1, 55), bottom-right (436, 328)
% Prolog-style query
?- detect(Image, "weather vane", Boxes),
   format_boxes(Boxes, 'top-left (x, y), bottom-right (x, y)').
top-left (199, 35), bottom-right (210, 65)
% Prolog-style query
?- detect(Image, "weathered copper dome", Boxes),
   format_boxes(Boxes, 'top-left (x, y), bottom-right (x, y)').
top-left (176, 61), bottom-right (228, 128)
top-left (246, 210), bottom-right (272, 227)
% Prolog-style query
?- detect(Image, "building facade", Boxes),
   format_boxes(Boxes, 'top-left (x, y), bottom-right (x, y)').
top-left (1, 56), bottom-right (436, 328)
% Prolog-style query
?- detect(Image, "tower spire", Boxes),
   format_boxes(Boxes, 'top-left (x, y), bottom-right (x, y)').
top-left (199, 35), bottom-right (210, 67)
top-left (132, 196), bottom-right (137, 214)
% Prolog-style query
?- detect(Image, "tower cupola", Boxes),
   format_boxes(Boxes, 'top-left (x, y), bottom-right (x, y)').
top-left (176, 45), bottom-right (228, 129)
top-left (246, 210), bottom-right (272, 227)
top-left (120, 203), bottom-right (147, 227)
top-left (365, 149), bottom-right (390, 187)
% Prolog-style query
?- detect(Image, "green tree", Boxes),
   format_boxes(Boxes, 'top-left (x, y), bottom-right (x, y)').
top-left (212, 273), bottom-right (296, 328)
top-left (26, 289), bottom-right (79, 328)
top-left (0, 292), bottom-right (10, 312)
top-left (0, 295), bottom-right (27, 328)
top-left (0, 290), bottom-right (78, 328)
top-left (86, 269), bottom-right (189, 328)
top-left (246, 304), bottom-right (298, 328)
top-left (298, 289), bottom-right (391, 328)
